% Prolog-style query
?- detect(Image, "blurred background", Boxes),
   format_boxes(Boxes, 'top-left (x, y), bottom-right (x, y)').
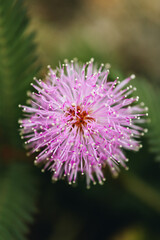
top-left (0, 0), bottom-right (160, 240)
top-left (28, 0), bottom-right (160, 83)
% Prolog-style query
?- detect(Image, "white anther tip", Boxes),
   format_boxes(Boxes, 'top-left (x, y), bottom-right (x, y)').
top-left (131, 74), bottom-right (136, 79)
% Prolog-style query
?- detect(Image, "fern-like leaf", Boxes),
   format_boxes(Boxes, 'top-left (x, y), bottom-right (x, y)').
top-left (0, 163), bottom-right (38, 240)
top-left (0, 0), bottom-right (40, 145)
top-left (134, 78), bottom-right (160, 161)
top-left (109, 69), bottom-right (160, 160)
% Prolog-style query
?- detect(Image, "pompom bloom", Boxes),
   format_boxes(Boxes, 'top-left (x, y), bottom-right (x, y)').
top-left (19, 59), bottom-right (148, 187)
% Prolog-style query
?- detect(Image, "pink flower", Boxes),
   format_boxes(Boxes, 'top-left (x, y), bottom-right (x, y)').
top-left (19, 59), bottom-right (148, 187)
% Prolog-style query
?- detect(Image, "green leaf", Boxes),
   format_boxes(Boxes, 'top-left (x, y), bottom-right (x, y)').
top-left (0, 0), bottom-right (40, 145)
top-left (133, 78), bottom-right (160, 161)
top-left (110, 68), bottom-right (160, 161)
top-left (0, 162), bottom-right (38, 240)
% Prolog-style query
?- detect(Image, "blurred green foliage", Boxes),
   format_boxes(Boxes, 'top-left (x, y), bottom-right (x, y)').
top-left (0, 163), bottom-right (38, 240)
top-left (0, 0), bottom-right (39, 239)
top-left (0, 0), bottom-right (39, 146)
top-left (0, 0), bottom-right (160, 240)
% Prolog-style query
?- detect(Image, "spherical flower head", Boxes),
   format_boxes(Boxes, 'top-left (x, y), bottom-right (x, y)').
top-left (19, 59), bottom-right (148, 188)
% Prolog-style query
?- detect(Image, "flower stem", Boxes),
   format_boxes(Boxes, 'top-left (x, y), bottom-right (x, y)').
top-left (121, 173), bottom-right (160, 213)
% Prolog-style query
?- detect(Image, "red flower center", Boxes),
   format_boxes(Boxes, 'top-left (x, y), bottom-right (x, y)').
top-left (67, 106), bottom-right (94, 129)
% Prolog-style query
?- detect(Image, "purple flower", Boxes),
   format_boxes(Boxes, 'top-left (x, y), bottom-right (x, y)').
top-left (19, 59), bottom-right (148, 187)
